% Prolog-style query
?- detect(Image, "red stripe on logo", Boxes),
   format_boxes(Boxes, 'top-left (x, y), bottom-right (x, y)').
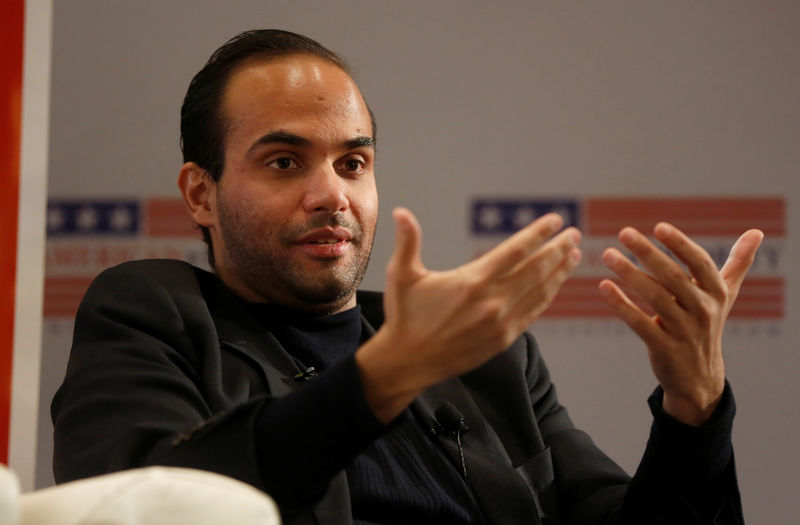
top-left (145, 198), bottom-right (198, 237)
top-left (585, 198), bottom-right (785, 236)
top-left (43, 277), bottom-right (95, 318)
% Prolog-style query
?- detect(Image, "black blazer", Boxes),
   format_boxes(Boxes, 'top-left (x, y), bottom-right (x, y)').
top-left (52, 259), bottom-right (742, 524)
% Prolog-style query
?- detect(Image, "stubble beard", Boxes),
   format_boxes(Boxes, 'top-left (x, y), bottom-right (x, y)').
top-left (217, 201), bottom-right (374, 312)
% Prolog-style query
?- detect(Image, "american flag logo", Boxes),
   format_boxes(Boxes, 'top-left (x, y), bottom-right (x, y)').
top-left (45, 198), bottom-right (205, 317)
top-left (471, 197), bottom-right (785, 320)
top-left (47, 198), bottom-right (198, 237)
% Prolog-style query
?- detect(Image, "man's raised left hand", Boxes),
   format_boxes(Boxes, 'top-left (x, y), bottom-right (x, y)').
top-left (598, 223), bottom-right (763, 426)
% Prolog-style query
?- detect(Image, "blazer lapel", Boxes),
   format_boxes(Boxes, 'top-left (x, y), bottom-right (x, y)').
top-left (204, 277), bottom-right (301, 397)
top-left (217, 328), bottom-right (298, 398)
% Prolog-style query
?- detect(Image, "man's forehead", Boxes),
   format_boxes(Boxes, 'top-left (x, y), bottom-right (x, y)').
top-left (223, 55), bottom-right (359, 105)
top-left (221, 55), bottom-right (368, 124)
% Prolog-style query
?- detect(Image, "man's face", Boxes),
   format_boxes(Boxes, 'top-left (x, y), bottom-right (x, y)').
top-left (208, 55), bottom-right (377, 313)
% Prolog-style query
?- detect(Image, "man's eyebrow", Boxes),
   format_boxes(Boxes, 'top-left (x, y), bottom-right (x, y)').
top-left (247, 132), bottom-right (375, 154)
top-left (247, 131), bottom-right (311, 153)
top-left (344, 136), bottom-right (375, 150)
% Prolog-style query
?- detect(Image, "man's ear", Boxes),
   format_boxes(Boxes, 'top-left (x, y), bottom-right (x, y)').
top-left (178, 162), bottom-right (217, 228)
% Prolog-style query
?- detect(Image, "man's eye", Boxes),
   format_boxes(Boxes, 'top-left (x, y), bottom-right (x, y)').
top-left (342, 158), bottom-right (366, 173)
top-left (268, 157), bottom-right (299, 170)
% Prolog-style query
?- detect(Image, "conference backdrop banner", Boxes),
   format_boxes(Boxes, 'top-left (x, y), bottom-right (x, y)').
top-left (35, 2), bottom-right (799, 523)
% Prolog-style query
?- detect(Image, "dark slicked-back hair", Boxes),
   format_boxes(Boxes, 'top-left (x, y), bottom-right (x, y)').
top-left (180, 29), bottom-right (375, 267)
top-left (181, 29), bottom-right (356, 181)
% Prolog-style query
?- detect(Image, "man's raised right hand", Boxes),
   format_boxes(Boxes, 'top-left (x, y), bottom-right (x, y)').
top-left (356, 207), bottom-right (582, 424)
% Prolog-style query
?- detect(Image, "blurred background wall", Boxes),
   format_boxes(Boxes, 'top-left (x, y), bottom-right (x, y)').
top-left (24, 1), bottom-right (799, 522)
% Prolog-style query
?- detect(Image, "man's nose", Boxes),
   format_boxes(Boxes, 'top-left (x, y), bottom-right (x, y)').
top-left (302, 165), bottom-right (349, 213)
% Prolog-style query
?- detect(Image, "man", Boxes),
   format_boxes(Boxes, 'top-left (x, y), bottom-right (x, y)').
top-left (52, 30), bottom-right (761, 524)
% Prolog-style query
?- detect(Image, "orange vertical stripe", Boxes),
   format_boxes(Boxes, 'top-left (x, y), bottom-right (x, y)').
top-left (0, 0), bottom-right (25, 464)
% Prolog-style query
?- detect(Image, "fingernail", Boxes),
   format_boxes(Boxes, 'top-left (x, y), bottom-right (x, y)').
top-left (619, 228), bottom-right (635, 244)
top-left (570, 247), bottom-right (582, 263)
top-left (654, 222), bottom-right (670, 237)
top-left (602, 250), bottom-right (616, 264)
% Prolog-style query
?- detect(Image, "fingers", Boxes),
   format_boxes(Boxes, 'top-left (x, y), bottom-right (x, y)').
top-left (652, 223), bottom-right (725, 296)
top-left (501, 226), bottom-right (581, 289)
top-left (387, 207), bottom-right (425, 284)
top-left (598, 278), bottom-right (660, 344)
top-left (720, 229), bottom-right (764, 295)
top-left (601, 224), bottom-right (765, 334)
top-left (610, 225), bottom-right (723, 318)
top-left (476, 213), bottom-right (564, 279)
top-left (488, 221), bottom-right (581, 328)
top-left (506, 236), bottom-right (582, 329)
top-left (600, 245), bottom-right (690, 333)
top-left (454, 213), bottom-right (581, 336)
top-left (481, 224), bottom-right (581, 328)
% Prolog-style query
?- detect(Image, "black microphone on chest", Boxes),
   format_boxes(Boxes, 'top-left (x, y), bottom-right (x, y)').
top-left (432, 402), bottom-right (470, 479)
top-left (433, 402), bottom-right (470, 437)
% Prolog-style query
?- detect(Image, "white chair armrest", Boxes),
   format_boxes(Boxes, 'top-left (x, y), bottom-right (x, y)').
top-left (19, 467), bottom-right (280, 525)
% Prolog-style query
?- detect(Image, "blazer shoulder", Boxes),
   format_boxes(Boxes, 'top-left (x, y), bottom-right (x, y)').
top-left (96, 258), bottom-right (208, 282)
top-left (79, 259), bottom-right (218, 319)
top-left (90, 259), bottom-right (217, 294)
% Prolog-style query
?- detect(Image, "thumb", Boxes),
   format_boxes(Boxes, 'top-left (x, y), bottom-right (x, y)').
top-left (387, 207), bottom-right (425, 283)
top-left (721, 229), bottom-right (764, 294)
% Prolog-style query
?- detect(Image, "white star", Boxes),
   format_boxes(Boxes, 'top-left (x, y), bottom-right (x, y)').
top-left (550, 205), bottom-right (573, 225)
top-left (478, 206), bottom-right (502, 230)
top-left (47, 207), bottom-right (65, 230)
top-left (512, 206), bottom-right (537, 229)
top-left (75, 206), bottom-right (98, 231)
top-left (109, 206), bottom-right (133, 231)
